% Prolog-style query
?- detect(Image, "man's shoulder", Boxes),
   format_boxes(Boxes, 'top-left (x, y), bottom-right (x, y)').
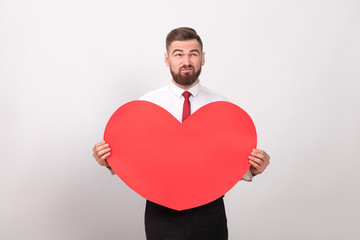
top-left (139, 85), bottom-right (171, 101)
top-left (198, 85), bottom-right (229, 102)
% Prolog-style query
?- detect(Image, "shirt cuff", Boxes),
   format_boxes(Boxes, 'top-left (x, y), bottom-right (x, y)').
top-left (241, 168), bottom-right (253, 182)
top-left (107, 166), bottom-right (116, 175)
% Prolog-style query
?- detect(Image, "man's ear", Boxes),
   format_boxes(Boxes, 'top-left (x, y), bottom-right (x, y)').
top-left (201, 52), bottom-right (205, 66)
top-left (165, 52), bottom-right (169, 67)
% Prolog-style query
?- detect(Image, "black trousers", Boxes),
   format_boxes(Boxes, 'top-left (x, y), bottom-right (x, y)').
top-left (145, 197), bottom-right (228, 240)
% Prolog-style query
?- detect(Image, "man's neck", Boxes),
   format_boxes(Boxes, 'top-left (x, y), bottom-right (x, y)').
top-left (172, 79), bottom-right (199, 90)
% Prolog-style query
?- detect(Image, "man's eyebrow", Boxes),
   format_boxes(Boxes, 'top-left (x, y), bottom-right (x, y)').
top-left (171, 49), bottom-right (201, 55)
top-left (172, 49), bottom-right (184, 54)
top-left (190, 49), bottom-right (200, 54)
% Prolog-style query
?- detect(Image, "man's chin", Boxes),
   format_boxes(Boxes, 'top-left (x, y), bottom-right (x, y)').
top-left (171, 68), bottom-right (201, 87)
top-left (174, 78), bottom-right (198, 87)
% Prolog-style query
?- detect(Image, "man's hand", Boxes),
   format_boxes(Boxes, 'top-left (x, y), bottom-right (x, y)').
top-left (93, 141), bottom-right (111, 167)
top-left (249, 149), bottom-right (270, 176)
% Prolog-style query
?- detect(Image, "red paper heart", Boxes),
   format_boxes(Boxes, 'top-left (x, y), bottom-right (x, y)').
top-left (104, 101), bottom-right (256, 210)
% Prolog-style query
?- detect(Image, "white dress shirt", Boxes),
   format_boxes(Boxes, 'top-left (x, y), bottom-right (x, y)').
top-left (139, 81), bottom-right (253, 181)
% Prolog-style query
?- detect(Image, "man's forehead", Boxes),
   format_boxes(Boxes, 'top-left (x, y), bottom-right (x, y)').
top-left (168, 40), bottom-right (202, 52)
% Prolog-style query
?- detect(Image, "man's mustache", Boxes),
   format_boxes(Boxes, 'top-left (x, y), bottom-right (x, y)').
top-left (180, 65), bottom-right (194, 70)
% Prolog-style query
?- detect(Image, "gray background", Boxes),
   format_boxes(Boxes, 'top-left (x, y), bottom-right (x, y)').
top-left (1, 0), bottom-right (359, 239)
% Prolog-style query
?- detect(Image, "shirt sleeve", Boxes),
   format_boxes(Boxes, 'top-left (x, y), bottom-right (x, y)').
top-left (241, 169), bottom-right (253, 182)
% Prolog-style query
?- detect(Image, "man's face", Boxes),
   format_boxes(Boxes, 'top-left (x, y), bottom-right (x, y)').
top-left (165, 39), bottom-right (205, 87)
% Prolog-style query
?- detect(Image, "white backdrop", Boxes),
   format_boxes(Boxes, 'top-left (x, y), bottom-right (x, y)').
top-left (1, 0), bottom-right (359, 239)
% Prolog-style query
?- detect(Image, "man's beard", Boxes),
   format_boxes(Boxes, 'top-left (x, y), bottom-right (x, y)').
top-left (170, 65), bottom-right (201, 86)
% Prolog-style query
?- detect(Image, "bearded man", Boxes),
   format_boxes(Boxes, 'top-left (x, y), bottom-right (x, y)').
top-left (93, 27), bottom-right (270, 240)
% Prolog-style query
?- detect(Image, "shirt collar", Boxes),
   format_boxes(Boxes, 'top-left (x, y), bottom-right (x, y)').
top-left (169, 80), bottom-right (201, 98)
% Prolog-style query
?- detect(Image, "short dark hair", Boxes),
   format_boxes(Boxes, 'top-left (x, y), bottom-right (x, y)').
top-left (166, 27), bottom-right (203, 52)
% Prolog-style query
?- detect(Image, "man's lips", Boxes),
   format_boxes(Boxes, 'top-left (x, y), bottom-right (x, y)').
top-left (181, 67), bottom-right (193, 72)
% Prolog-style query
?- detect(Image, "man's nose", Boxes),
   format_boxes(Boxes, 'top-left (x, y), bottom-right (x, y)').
top-left (183, 55), bottom-right (191, 65)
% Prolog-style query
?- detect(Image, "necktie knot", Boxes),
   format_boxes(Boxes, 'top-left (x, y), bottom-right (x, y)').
top-left (182, 91), bottom-right (191, 99)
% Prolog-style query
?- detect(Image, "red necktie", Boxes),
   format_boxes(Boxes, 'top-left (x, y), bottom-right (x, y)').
top-left (182, 91), bottom-right (192, 122)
